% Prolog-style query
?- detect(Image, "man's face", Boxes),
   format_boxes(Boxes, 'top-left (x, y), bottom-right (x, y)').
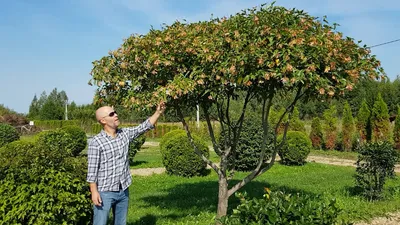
top-left (100, 107), bottom-right (120, 129)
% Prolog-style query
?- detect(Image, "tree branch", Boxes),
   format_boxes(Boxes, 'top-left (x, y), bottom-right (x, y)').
top-left (176, 107), bottom-right (220, 175)
top-left (228, 86), bottom-right (304, 196)
top-left (203, 102), bottom-right (221, 156)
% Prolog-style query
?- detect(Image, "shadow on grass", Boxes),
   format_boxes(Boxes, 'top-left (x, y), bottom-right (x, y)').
top-left (137, 178), bottom-right (318, 220)
top-left (131, 160), bottom-right (147, 167)
top-left (127, 214), bottom-right (183, 225)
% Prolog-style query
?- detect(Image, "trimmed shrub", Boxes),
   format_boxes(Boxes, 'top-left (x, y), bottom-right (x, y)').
top-left (0, 123), bottom-right (20, 148)
top-left (309, 117), bottom-right (323, 149)
top-left (61, 125), bottom-right (87, 156)
top-left (218, 117), bottom-right (274, 171)
top-left (160, 129), bottom-right (186, 150)
top-left (161, 130), bottom-right (209, 177)
top-left (278, 131), bottom-right (312, 166)
top-left (128, 134), bottom-right (146, 164)
top-left (35, 130), bottom-right (75, 162)
top-left (355, 141), bottom-right (398, 200)
top-left (0, 139), bottom-right (92, 224)
top-left (220, 190), bottom-right (349, 225)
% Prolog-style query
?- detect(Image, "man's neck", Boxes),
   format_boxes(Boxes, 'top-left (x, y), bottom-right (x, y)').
top-left (104, 126), bottom-right (118, 138)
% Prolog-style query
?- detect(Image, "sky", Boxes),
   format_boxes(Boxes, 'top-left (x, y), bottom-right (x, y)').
top-left (0, 0), bottom-right (399, 114)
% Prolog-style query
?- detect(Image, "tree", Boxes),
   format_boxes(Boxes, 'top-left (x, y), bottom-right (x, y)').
top-left (309, 117), bottom-right (323, 149)
top-left (28, 95), bottom-right (40, 119)
top-left (89, 4), bottom-right (383, 219)
top-left (393, 105), bottom-right (400, 150)
top-left (342, 101), bottom-right (355, 151)
top-left (323, 105), bottom-right (337, 150)
top-left (289, 106), bottom-right (306, 132)
top-left (356, 99), bottom-right (371, 143)
top-left (371, 93), bottom-right (390, 142)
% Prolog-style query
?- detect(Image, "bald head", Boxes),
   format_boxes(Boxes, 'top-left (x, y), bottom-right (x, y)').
top-left (96, 106), bottom-right (114, 122)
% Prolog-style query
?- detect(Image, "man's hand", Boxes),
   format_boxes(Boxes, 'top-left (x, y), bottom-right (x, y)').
top-left (150, 102), bottom-right (166, 125)
top-left (91, 191), bottom-right (102, 206)
top-left (157, 102), bottom-right (166, 115)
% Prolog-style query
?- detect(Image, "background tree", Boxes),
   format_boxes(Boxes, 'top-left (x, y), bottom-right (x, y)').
top-left (89, 3), bottom-right (383, 219)
top-left (371, 93), bottom-right (390, 142)
top-left (356, 99), bottom-right (371, 143)
top-left (342, 101), bottom-right (355, 151)
top-left (393, 105), bottom-right (400, 150)
top-left (323, 105), bottom-right (338, 150)
top-left (310, 117), bottom-right (323, 149)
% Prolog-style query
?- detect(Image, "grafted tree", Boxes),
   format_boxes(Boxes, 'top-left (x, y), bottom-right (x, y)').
top-left (89, 3), bottom-right (383, 219)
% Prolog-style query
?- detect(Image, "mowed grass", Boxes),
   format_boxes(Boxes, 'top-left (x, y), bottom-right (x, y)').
top-left (126, 162), bottom-right (400, 224)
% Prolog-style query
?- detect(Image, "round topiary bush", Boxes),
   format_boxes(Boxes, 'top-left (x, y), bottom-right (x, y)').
top-left (161, 130), bottom-right (209, 177)
top-left (61, 125), bottom-right (87, 156)
top-left (278, 131), bottom-right (311, 166)
top-left (0, 123), bottom-right (20, 148)
top-left (36, 130), bottom-right (74, 159)
top-left (160, 129), bottom-right (186, 150)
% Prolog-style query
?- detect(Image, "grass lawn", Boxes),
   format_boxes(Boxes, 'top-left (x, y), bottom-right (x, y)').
top-left (126, 162), bottom-right (400, 224)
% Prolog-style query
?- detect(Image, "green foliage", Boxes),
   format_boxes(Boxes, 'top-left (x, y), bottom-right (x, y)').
top-left (309, 117), bottom-right (323, 149)
top-left (220, 190), bottom-right (349, 225)
top-left (289, 107), bottom-right (306, 133)
top-left (128, 135), bottom-right (146, 164)
top-left (356, 99), bottom-right (371, 143)
top-left (371, 93), bottom-right (390, 142)
top-left (36, 130), bottom-right (74, 159)
top-left (219, 116), bottom-right (274, 171)
top-left (61, 125), bottom-right (87, 156)
top-left (160, 130), bottom-right (209, 177)
top-left (278, 131), bottom-right (312, 165)
top-left (393, 105), bottom-right (400, 149)
top-left (0, 170), bottom-right (92, 225)
top-left (323, 105), bottom-right (338, 150)
top-left (355, 141), bottom-right (398, 200)
top-left (0, 139), bottom-right (92, 224)
top-left (342, 101), bottom-right (355, 151)
top-left (0, 123), bottom-right (20, 148)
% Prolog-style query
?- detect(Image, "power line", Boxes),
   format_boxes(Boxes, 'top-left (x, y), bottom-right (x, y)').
top-left (367, 38), bottom-right (400, 49)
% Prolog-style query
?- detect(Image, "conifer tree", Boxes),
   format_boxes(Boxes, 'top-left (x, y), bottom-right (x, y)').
top-left (371, 93), bottom-right (390, 142)
top-left (356, 99), bottom-right (371, 143)
top-left (342, 101), bottom-right (355, 151)
top-left (393, 105), bottom-right (400, 149)
top-left (323, 105), bottom-right (337, 150)
top-left (310, 117), bottom-right (323, 149)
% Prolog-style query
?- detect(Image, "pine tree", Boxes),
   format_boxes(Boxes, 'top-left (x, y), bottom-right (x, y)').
top-left (356, 99), bottom-right (371, 143)
top-left (323, 105), bottom-right (337, 150)
top-left (371, 93), bottom-right (390, 142)
top-left (310, 117), bottom-right (323, 149)
top-left (289, 106), bottom-right (306, 133)
top-left (393, 105), bottom-right (400, 149)
top-left (342, 101), bottom-right (355, 151)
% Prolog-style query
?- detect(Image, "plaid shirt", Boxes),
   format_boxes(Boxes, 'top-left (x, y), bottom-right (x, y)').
top-left (86, 119), bottom-right (154, 192)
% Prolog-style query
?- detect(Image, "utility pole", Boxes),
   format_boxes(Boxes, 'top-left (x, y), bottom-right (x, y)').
top-left (65, 99), bottom-right (68, 120)
top-left (196, 104), bottom-right (200, 129)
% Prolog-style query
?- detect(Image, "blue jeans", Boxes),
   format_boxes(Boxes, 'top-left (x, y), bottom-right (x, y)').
top-left (93, 189), bottom-right (129, 225)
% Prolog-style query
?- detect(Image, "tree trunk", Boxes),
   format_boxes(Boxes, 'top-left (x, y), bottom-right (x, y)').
top-left (216, 174), bottom-right (229, 222)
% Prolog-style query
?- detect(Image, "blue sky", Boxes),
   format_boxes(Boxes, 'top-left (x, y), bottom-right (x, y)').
top-left (1, 0), bottom-right (399, 114)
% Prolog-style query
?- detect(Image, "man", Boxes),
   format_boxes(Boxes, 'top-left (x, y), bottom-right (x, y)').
top-left (87, 103), bottom-right (166, 225)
